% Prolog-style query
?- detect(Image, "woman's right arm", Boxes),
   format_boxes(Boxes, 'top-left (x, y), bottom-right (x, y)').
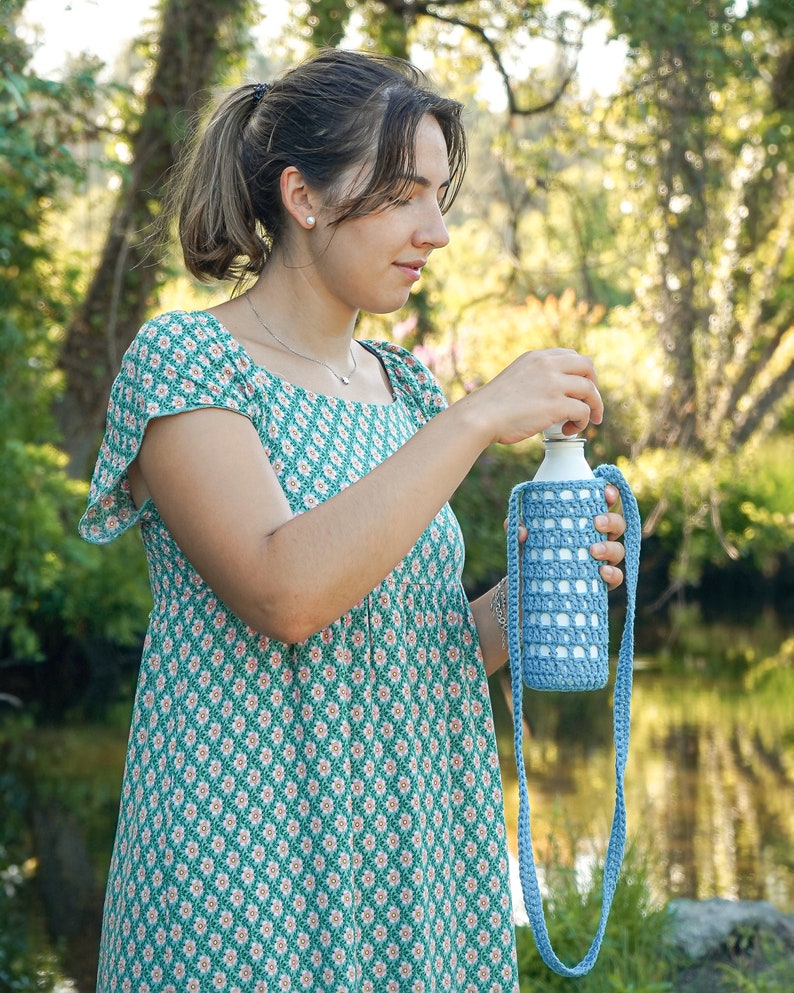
top-left (132, 348), bottom-right (603, 642)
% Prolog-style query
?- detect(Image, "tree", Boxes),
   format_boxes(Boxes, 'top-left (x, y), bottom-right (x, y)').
top-left (53, 0), bottom-right (255, 476)
top-left (589, 0), bottom-right (794, 455)
top-left (0, 0), bottom-right (94, 445)
top-left (301, 0), bottom-right (596, 114)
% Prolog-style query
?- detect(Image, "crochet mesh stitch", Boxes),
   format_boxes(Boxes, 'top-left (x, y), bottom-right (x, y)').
top-left (516, 479), bottom-right (608, 691)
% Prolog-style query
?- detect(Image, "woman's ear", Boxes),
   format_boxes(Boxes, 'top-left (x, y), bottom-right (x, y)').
top-left (280, 166), bottom-right (318, 230)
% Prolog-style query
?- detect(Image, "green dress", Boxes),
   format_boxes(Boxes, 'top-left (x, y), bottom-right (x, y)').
top-left (80, 310), bottom-right (520, 993)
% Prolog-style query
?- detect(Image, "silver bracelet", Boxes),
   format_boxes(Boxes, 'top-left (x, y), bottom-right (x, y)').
top-left (490, 576), bottom-right (509, 649)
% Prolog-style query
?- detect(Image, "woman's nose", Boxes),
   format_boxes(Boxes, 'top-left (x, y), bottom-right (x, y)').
top-left (415, 202), bottom-right (450, 250)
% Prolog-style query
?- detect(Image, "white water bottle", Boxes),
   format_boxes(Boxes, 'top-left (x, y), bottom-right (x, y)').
top-left (533, 421), bottom-right (595, 481)
top-left (518, 419), bottom-right (609, 690)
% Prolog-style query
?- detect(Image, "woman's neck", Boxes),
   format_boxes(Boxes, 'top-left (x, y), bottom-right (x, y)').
top-left (243, 268), bottom-right (358, 363)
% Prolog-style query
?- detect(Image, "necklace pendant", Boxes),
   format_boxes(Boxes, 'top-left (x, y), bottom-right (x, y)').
top-left (340, 375), bottom-right (350, 385)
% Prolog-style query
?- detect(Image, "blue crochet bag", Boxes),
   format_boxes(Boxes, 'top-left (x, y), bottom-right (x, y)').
top-left (505, 464), bottom-right (641, 976)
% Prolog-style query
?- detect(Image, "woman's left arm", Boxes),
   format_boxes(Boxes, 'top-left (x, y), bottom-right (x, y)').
top-left (471, 484), bottom-right (627, 677)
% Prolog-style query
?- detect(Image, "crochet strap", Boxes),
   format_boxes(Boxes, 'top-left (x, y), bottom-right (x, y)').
top-left (506, 464), bottom-right (641, 976)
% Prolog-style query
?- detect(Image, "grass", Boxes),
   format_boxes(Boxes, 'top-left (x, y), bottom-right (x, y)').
top-left (514, 837), bottom-right (679, 993)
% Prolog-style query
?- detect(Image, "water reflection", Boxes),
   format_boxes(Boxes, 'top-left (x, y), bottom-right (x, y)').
top-left (491, 637), bottom-right (794, 912)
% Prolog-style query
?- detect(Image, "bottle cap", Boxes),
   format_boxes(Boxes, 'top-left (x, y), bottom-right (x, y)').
top-left (542, 420), bottom-right (579, 442)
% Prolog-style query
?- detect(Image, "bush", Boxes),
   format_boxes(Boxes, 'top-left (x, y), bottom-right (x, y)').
top-left (0, 438), bottom-right (150, 666)
top-left (627, 437), bottom-right (794, 596)
top-left (452, 442), bottom-right (536, 595)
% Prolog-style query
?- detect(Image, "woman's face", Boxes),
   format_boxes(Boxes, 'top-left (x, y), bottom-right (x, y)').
top-left (308, 114), bottom-right (452, 316)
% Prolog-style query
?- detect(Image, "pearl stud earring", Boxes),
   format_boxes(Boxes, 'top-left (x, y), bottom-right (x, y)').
top-left (306, 215), bottom-right (316, 227)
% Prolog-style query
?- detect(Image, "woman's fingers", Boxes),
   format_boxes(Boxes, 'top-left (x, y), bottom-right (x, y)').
top-left (590, 535), bottom-right (625, 589)
top-left (598, 563), bottom-right (624, 591)
top-left (593, 489), bottom-right (626, 589)
top-left (594, 510), bottom-right (626, 542)
top-left (503, 485), bottom-right (628, 591)
top-left (503, 518), bottom-right (528, 543)
top-left (591, 521), bottom-right (626, 590)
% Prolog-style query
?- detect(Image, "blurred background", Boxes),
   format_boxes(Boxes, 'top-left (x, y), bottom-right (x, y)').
top-left (1, 0), bottom-right (792, 989)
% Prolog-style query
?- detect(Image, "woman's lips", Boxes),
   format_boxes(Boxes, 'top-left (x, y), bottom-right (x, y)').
top-left (394, 261), bottom-right (425, 282)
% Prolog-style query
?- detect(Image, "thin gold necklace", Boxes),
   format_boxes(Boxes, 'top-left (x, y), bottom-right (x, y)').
top-left (244, 291), bottom-right (357, 386)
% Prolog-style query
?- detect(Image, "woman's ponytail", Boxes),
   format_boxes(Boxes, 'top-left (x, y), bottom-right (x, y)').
top-left (172, 85), bottom-right (268, 283)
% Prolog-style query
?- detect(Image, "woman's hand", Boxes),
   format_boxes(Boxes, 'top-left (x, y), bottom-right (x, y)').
top-left (505, 483), bottom-right (626, 591)
top-left (473, 348), bottom-right (604, 446)
top-left (590, 484), bottom-right (626, 590)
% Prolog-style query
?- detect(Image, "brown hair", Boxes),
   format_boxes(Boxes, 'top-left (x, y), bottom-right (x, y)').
top-left (171, 48), bottom-right (468, 283)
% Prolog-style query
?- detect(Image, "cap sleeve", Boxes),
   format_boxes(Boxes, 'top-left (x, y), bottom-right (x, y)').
top-left (368, 340), bottom-right (448, 424)
top-left (79, 310), bottom-right (262, 544)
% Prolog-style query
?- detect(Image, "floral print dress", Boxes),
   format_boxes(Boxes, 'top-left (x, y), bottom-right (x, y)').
top-left (79, 310), bottom-right (520, 993)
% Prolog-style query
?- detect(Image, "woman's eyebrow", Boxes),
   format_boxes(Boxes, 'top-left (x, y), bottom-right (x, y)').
top-left (408, 175), bottom-right (452, 191)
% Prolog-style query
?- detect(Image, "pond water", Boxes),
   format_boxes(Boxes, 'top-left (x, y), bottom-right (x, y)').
top-left (490, 612), bottom-right (794, 913)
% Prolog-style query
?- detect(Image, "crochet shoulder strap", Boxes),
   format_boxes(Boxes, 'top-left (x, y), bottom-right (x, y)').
top-left (506, 464), bottom-right (641, 976)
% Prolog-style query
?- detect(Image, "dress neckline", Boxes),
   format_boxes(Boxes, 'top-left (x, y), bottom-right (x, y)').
top-left (195, 310), bottom-right (400, 409)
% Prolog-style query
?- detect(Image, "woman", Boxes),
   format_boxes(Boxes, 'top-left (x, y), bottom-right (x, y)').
top-left (80, 48), bottom-right (626, 993)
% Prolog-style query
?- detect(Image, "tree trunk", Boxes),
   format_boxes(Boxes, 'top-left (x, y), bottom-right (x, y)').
top-left (55, 0), bottom-right (252, 477)
top-left (645, 42), bottom-right (708, 453)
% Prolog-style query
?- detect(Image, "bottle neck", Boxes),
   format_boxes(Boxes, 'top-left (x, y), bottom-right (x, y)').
top-left (534, 438), bottom-right (595, 481)
top-left (543, 437), bottom-right (585, 454)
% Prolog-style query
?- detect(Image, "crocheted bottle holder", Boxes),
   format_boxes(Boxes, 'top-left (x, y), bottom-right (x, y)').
top-left (506, 463), bottom-right (641, 976)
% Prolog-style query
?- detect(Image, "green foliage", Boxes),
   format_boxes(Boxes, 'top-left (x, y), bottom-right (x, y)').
top-left (0, 709), bottom-right (130, 989)
top-left (11, 717), bottom-right (128, 879)
top-left (745, 637), bottom-right (794, 695)
top-left (0, 2), bottom-right (149, 674)
top-left (628, 436), bottom-right (794, 587)
top-left (717, 927), bottom-right (794, 993)
top-left (727, 439), bottom-right (794, 573)
top-left (514, 839), bottom-right (677, 992)
top-left (0, 438), bottom-right (150, 663)
top-left (0, 0), bottom-right (100, 441)
top-left (290, 0), bottom-right (353, 50)
top-left (452, 443), bottom-right (535, 594)
top-left (299, 0), bottom-right (411, 58)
